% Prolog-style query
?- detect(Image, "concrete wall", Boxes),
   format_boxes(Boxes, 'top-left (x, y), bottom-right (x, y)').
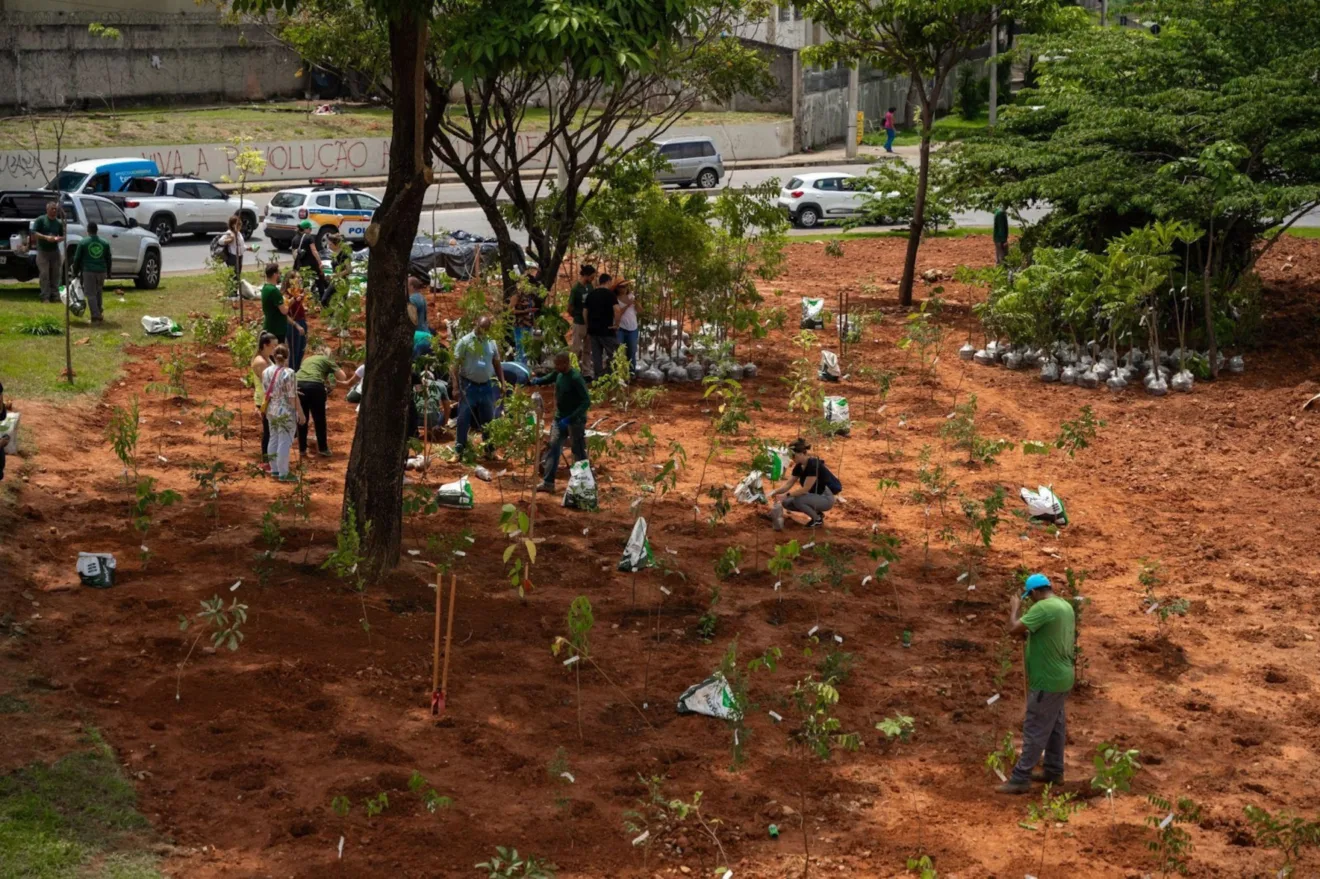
top-left (797, 63), bottom-right (954, 151)
top-left (0, 11), bottom-right (303, 111)
top-left (0, 121), bottom-right (797, 189)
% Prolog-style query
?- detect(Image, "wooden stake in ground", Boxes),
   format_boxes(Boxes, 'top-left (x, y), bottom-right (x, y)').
top-left (431, 572), bottom-right (443, 713)
top-left (437, 574), bottom-right (458, 716)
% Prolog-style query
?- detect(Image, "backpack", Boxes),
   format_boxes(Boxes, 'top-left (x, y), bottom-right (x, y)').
top-left (811, 458), bottom-right (843, 495)
top-left (209, 234), bottom-right (227, 259)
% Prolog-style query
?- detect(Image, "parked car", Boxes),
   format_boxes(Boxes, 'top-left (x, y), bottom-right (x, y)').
top-left (778, 172), bottom-right (883, 228)
top-left (0, 190), bottom-right (163, 289)
top-left (47, 158), bottom-right (160, 196)
top-left (262, 181), bottom-right (381, 252)
top-left (653, 137), bottom-right (724, 189)
top-left (103, 176), bottom-right (260, 245)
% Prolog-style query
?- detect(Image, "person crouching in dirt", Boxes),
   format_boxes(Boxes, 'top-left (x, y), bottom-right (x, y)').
top-left (769, 438), bottom-right (841, 530)
top-left (997, 573), bottom-right (1076, 794)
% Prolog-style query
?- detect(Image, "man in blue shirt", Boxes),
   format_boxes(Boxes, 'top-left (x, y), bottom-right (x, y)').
top-left (450, 315), bottom-right (506, 459)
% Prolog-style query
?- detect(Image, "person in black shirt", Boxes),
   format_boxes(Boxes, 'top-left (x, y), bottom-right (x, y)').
top-left (584, 273), bottom-right (620, 379)
top-left (567, 264), bottom-right (596, 370)
top-left (769, 438), bottom-right (838, 529)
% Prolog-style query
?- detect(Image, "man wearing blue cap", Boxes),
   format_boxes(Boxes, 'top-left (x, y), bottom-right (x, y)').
top-left (998, 572), bottom-right (1076, 794)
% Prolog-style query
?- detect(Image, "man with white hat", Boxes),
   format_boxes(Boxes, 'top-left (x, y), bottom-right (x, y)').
top-left (997, 572), bottom-right (1076, 794)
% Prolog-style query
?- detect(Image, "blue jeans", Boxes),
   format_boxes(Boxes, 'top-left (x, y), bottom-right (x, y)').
top-left (616, 327), bottom-right (639, 374)
top-left (542, 420), bottom-right (587, 485)
top-left (288, 318), bottom-right (308, 371)
top-left (884, 127), bottom-right (896, 152)
top-left (455, 379), bottom-right (498, 457)
top-left (513, 326), bottom-right (531, 366)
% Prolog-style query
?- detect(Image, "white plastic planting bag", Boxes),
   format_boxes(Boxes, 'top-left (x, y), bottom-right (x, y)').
top-left (823, 396), bottom-right (851, 432)
top-left (141, 315), bottom-right (183, 337)
top-left (562, 459), bottom-right (599, 511)
top-left (0, 410), bottom-right (19, 453)
top-left (763, 446), bottom-right (792, 481)
top-left (800, 297), bottom-right (825, 329)
top-left (675, 673), bottom-right (740, 720)
top-left (734, 470), bottom-right (767, 505)
top-left (60, 279), bottom-right (87, 317)
top-left (77, 552), bottom-right (117, 588)
top-left (618, 516), bottom-right (654, 572)
top-left (819, 350), bottom-right (841, 381)
top-left (1019, 485), bottom-right (1068, 526)
top-left (435, 475), bottom-right (475, 509)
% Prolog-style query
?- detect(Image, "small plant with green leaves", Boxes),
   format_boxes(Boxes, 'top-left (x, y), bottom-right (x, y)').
top-left (696, 586), bottom-right (722, 643)
top-left (817, 649), bottom-right (855, 686)
top-left (105, 397), bottom-right (140, 486)
top-left (1138, 558), bottom-right (1189, 637)
top-left (499, 504), bottom-right (537, 598)
top-left (546, 748), bottom-right (574, 810)
top-left (867, 527), bottom-right (902, 598)
top-left (407, 770), bottom-right (454, 814)
top-left (1059, 567), bottom-right (1092, 684)
top-left (322, 504), bottom-right (371, 637)
top-left (151, 348), bottom-right (190, 400)
top-left (786, 676), bottom-right (861, 875)
top-left (897, 292), bottom-right (946, 385)
top-left (784, 332), bottom-right (824, 432)
top-left (1056, 405), bottom-right (1106, 458)
top-left (717, 638), bottom-right (781, 769)
top-left (1022, 784), bottom-right (1084, 878)
top-left (1243, 804), bottom-right (1320, 878)
top-left (190, 460), bottom-right (231, 531)
top-left (767, 540), bottom-right (801, 620)
top-left (714, 546), bottom-right (742, 582)
top-left (952, 487), bottom-right (1006, 588)
top-left (191, 313), bottom-right (230, 351)
top-left (705, 484), bottom-right (731, 528)
top-left (811, 542), bottom-right (856, 593)
top-left (475, 847), bottom-right (557, 879)
top-left (176, 595), bottom-right (248, 700)
top-left (364, 792), bottom-right (389, 818)
top-left (132, 476), bottom-right (181, 568)
top-left (1092, 743), bottom-right (1141, 832)
top-left (485, 387), bottom-right (539, 468)
top-left (703, 376), bottom-right (760, 435)
top-left (1147, 795), bottom-right (1202, 877)
top-left (906, 853), bottom-right (938, 878)
top-left (228, 323), bottom-right (259, 379)
top-left (992, 636), bottom-right (1015, 689)
top-left (18, 316), bottom-right (62, 336)
top-left (623, 776), bottom-right (728, 873)
top-left (331, 795), bottom-right (351, 818)
top-left (557, 596), bottom-right (594, 740)
top-left (985, 731), bottom-right (1018, 783)
top-left (253, 501), bottom-right (284, 586)
top-left (591, 345), bottom-right (633, 410)
top-left (876, 477), bottom-right (900, 514)
top-left (876, 713), bottom-right (915, 746)
top-left (911, 444), bottom-right (958, 516)
top-left (940, 394), bottom-right (1016, 466)
top-left (202, 404), bottom-right (235, 453)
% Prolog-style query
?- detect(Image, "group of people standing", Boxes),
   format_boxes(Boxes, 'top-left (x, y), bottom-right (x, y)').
top-left (31, 201), bottom-right (113, 322)
top-left (567, 265), bottom-right (638, 378)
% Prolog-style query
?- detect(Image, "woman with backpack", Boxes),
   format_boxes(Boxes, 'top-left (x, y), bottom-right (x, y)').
top-left (260, 343), bottom-right (306, 480)
top-left (770, 438), bottom-right (841, 529)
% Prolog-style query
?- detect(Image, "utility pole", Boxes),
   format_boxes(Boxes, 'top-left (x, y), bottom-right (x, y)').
top-left (845, 64), bottom-right (860, 158)
top-left (988, 6), bottom-right (998, 128)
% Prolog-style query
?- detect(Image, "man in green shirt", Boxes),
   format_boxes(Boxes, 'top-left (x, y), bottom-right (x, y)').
top-left (71, 222), bottom-right (112, 322)
top-left (993, 207), bottom-right (1010, 265)
top-left (260, 263), bottom-right (289, 343)
top-left (31, 201), bottom-right (65, 303)
top-left (531, 351), bottom-right (590, 492)
top-left (566, 264), bottom-right (595, 376)
top-left (998, 572), bottom-right (1076, 794)
top-left (295, 350), bottom-right (349, 457)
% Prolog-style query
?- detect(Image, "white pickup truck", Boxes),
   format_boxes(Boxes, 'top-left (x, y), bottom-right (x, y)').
top-left (104, 176), bottom-right (260, 246)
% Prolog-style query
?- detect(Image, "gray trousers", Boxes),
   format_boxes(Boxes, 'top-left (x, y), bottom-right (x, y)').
top-left (82, 271), bottom-right (106, 320)
top-left (782, 487), bottom-right (835, 521)
top-left (37, 249), bottom-right (61, 301)
top-left (1011, 689), bottom-right (1068, 782)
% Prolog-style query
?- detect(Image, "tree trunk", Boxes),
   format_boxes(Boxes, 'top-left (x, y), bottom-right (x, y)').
top-left (341, 11), bottom-right (431, 578)
top-left (897, 100), bottom-right (933, 308)
top-left (1202, 220), bottom-right (1219, 379)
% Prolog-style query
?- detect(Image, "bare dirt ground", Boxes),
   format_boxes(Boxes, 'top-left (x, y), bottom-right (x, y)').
top-left (5, 235), bottom-right (1320, 878)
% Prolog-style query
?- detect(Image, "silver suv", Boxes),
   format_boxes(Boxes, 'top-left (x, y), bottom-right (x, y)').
top-left (653, 137), bottom-right (724, 189)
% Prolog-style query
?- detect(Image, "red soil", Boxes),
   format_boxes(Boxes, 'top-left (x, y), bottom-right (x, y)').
top-left (4, 234), bottom-right (1320, 878)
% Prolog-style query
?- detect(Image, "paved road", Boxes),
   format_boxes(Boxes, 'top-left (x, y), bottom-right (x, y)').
top-left (155, 162), bottom-right (1308, 275)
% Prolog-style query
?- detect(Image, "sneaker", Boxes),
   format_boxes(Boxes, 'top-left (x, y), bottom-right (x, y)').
top-left (1031, 770), bottom-right (1064, 784)
top-left (996, 779), bottom-right (1032, 795)
top-left (317, 449), bottom-right (333, 458)
top-left (534, 482), bottom-right (555, 494)
top-left (805, 517), bottom-right (824, 528)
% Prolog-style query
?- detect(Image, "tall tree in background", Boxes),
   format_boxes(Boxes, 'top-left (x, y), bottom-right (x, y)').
top-left (949, 0), bottom-right (1320, 373)
top-left (795, 0), bottom-right (1064, 306)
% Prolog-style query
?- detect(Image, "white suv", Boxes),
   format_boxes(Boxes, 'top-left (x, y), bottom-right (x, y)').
top-left (263, 181), bottom-right (381, 252)
top-left (778, 172), bottom-right (874, 228)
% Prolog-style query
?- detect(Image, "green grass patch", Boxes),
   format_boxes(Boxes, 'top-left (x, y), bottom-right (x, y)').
top-left (0, 730), bottom-right (161, 878)
top-left (864, 112), bottom-right (989, 148)
top-left (1, 103), bottom-right (788, 151)
top-left (0, 274), bottom-right (243, 398)
top-left (1279, 226), bottom-right (1320, 239)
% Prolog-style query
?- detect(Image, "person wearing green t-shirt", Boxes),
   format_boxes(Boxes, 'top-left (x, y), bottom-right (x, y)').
top-left (71, 222), bottom-right (112, 322)
top-left (294, 350), bottom-right (348, 457)
top-left (998, 573), bottom-right (1076, 794)
top-left (260, 263), bottom-right (289, 343)
top-left (530, 351), bottom-right (590, 492)
top-left (566, 264), bottom-right (595, 375)
top-left (31, 201), bottom-right (65, 303)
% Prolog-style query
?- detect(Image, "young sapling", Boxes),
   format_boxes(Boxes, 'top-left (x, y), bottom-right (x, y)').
top-left (176, 594), bottom-right (248, 700)
top-left (1091, 742), bottom-right (1141, 833)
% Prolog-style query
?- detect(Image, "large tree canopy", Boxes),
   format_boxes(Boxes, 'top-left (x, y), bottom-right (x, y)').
top-left (948, 0), bottom-right (1320, 367)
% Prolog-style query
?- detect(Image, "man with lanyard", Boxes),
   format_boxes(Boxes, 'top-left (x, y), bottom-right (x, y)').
top-left (31, 201), bottom-right (65, 304)
top-left (292, 220), bottom-right (330, 305)
top-left (769, 438), bottom-right (840, 529)
top-left (566, 264), bottom-right (596, 373)
top-left (998, 573), bottom-right (1076, 793)
top-left (71, 222), bottom-right (112, 323)
top-left (450, 315), bottom-right (506, 459)
top-left (531, 351), bottom-right (590, 493)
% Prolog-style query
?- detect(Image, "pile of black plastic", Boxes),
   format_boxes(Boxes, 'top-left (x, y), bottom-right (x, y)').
top-left (408, 232), bottom-right (526, 282)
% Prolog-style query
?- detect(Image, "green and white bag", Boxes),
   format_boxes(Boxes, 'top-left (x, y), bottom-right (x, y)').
top-left (77, 552), bottom-right (116, 588)
top-left (618, 517), bottom-right (654, 572)
top-left (823, 396), bottom-right (851, 434)
top-left (762, 446), bottom-right (791, 481)
top-left (562, 459), bottom-right (599, 511)
top-left (800, 297), bottom-right (825, 329)
top-left (675, 673), bottom-right (739, 719)
top-left (734, 470), bottom-right (767, 505)
top-left (435, 475), bottom-right (475, 509)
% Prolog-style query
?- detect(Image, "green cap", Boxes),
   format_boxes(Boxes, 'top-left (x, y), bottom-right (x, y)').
top-left (298, 219), bottom-right (313, 230)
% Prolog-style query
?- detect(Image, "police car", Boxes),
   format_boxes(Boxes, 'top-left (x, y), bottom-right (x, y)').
top-left (262, 180), bottom-right (380, 252)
